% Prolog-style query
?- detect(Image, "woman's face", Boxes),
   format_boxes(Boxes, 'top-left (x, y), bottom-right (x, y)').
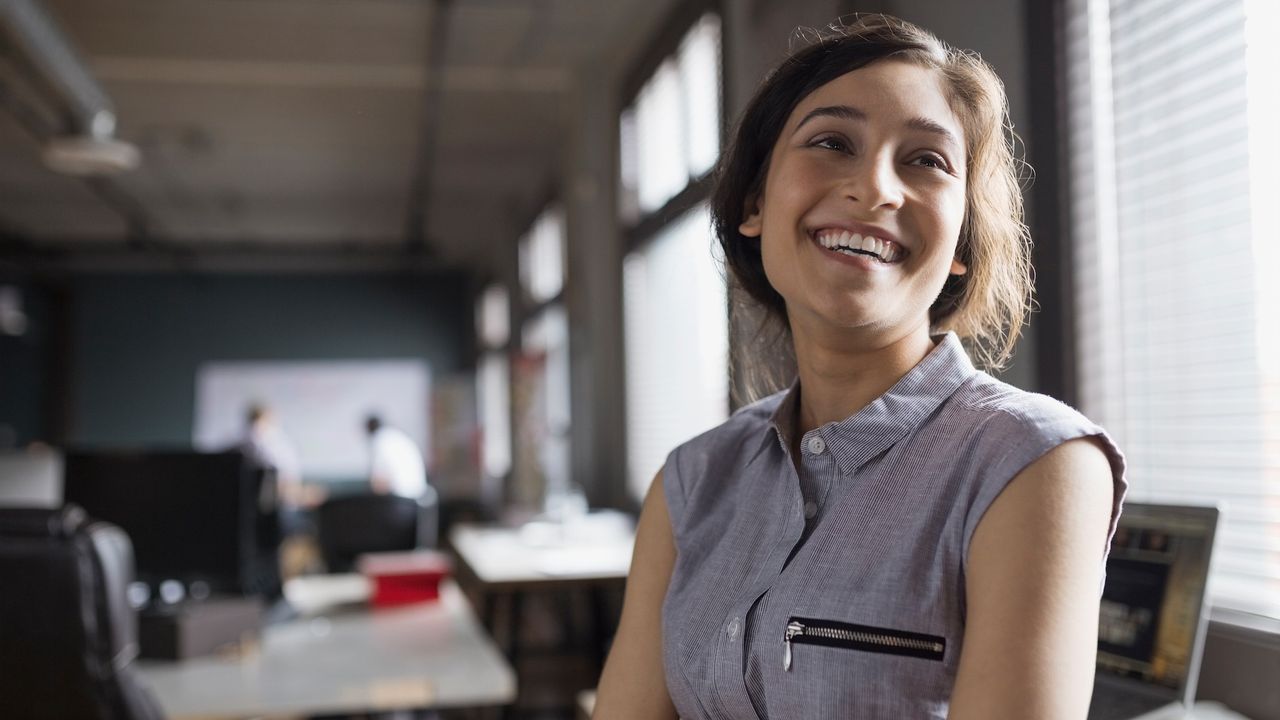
top-left (740, 59), bottom-right (968, 342)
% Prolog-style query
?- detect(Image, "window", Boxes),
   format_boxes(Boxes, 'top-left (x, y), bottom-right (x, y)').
top-left (519, 207), bottom-right (566, 304)
top-left (619, 14), bottom-right (722, 222)
top-left (512, 205), bottom-right (571, 507)
top-left (521, 305), bottom-right (572, 499)
top-left (624, 205), bottom-right (728, 500)
top-left (1066, 0), bottom-right (1280, 619)
top-left (620, 11), bottom-right (728, 501)
top-left (475, 284), bottom-right (511, 485)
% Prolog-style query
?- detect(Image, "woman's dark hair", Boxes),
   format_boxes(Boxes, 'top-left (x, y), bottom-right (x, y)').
top-left (712, 14), bottom-right (1032, 372)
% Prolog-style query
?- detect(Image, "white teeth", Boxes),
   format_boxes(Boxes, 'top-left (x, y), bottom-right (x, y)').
top-left (814, 229), bottom-right (901, 263)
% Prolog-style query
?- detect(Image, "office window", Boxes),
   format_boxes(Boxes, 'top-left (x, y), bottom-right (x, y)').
top-left (619, 13), bottom-right (722, 221)
top-left (518, 305), bottom-right (572, 502)
top-left (620, 11), bottom-right (727, 502)
top-left (519, 206), bottom-right (566, 304)
top-left (1065, 0), bottom-right (1280, 619)
top-left (475, 283), bottom-right (512, 485)
top-left (624, 205), bottom-right (728, 500)
top-left (476, 284), bottom-right (510, 349)
top-left (510, 204), bottom-right (571, 506)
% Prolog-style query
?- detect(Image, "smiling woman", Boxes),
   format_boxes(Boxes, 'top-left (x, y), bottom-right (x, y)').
top-left (594, 14), bottom-right (1128, 720)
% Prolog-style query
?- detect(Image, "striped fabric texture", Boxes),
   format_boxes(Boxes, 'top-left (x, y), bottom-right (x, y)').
top-left (661, 333), bottom-right (1127, 719)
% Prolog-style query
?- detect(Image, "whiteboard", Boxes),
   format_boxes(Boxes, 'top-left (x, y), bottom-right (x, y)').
top-left (193, 360), bottom-right (430, 481)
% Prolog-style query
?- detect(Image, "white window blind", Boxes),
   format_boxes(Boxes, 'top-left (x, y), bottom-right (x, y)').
top-left (1066, 0), bottom-right (1280, 619)
top-left (518, 207), bottom-right (566, 304)
top-left (624, 205), bottom-right (729, 500)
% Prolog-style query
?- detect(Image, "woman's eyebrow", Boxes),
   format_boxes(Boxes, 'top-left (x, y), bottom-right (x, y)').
top-left (905, 116), bottom-right (962, 152)
top-left (795, 104), bottom-right (961, 151)
top-left (795, 104), bottom-right (866, 129)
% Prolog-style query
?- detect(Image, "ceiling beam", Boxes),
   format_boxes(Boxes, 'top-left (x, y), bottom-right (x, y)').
top-left (88, 56), bottom-right (571, 94)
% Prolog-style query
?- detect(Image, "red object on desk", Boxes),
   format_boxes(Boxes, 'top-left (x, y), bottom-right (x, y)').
top-left (357, 550), bottom-right (452, 607)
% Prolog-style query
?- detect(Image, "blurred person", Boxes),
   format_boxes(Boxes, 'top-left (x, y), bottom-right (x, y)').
top-left (365, 414), bottom-right (427, 499)
top-left (241, 404), bottom-right (325, 515)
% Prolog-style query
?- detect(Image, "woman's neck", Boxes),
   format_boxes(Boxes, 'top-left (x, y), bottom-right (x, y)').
top-left (790, 318), bottom-right (936, 435)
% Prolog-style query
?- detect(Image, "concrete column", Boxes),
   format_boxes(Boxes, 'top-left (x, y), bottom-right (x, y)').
top-left (563, 67), bottom-right (628, 510)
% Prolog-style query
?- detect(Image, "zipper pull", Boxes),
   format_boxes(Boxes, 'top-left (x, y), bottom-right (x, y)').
top-left (784, 620), bottom-right (804, 671)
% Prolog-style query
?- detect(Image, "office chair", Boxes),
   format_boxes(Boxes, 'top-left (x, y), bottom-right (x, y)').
top-left (315, 492), bottom-right (437, 573)
top-left (0, 505), bottom-right (166, 720)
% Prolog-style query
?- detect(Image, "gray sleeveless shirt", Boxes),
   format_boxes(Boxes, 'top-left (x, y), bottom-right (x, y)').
top-left (661, 334), bottom-right (1127, 719)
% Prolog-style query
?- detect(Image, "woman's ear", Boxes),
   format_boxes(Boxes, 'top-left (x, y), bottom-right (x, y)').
top-left (950, 257), bottom-right (968, 275)
top-left (739, 194), bottom-right (763, 238)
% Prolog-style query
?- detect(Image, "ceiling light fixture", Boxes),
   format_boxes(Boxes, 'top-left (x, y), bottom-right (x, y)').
top-left (42, 109), bottom-right (140, 176)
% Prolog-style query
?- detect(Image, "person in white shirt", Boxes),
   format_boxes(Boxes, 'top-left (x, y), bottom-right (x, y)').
top-left (365, 415), bottom-right (427, 499)
top-left (242, 404), bottom-right (305, 508)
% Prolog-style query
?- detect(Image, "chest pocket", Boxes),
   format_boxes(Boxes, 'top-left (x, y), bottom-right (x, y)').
top-left (782, 616), bottom-right (946, 672)
top-left (767, 614), bottom-right (952, 719)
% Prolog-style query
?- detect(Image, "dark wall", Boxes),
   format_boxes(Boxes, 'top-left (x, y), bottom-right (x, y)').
top-left (0, 278), bottom-right (53, 447)
top-left (68, 273), bottom-right (473, 447)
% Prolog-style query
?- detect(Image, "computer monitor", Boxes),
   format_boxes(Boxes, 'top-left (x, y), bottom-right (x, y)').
top-left (62, 450), bottom-right (268, 596)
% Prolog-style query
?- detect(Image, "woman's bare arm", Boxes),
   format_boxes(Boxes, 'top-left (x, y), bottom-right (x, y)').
top-left (948, 437), bottom-right (1115, 720)
top-left (593, 471), bottom-right (679, 719)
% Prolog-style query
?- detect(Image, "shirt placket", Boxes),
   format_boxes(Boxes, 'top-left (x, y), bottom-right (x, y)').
top-left (710, 446), bottom-right (804, 720)
top-left (715, 431), bottom-right (842, 720)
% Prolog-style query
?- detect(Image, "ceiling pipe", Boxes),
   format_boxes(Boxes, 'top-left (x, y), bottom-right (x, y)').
top-left (0, 0), bottom-right (138, 174)
top-left (403, 0), bottom-right (453, 253)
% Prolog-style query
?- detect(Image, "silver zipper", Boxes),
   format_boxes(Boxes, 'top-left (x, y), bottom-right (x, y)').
top-left (783, 619), bottom-right (945, 671)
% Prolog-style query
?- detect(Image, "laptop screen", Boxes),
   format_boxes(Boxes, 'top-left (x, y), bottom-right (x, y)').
top-left (1097, 503), bottom-right (1218, 693)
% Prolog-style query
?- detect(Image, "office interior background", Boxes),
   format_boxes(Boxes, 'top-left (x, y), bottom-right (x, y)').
top-left (1, 0), bottom-right (1278, 718)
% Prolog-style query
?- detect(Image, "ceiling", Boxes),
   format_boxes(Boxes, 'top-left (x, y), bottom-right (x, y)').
top-left (0, 0), bottom-right (662, 274)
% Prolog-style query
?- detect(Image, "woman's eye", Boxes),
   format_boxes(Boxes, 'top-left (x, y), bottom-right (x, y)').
top-left (913, 153), bottom-right (948, 170)
top-left (810, 136), bottom-right (850, 153)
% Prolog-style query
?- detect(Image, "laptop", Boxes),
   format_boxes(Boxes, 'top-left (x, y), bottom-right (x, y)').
top-left (1087, 502), bottom-right (1219, 720)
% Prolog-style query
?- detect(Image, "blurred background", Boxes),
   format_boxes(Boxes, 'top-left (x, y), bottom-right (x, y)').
top-left (0, 0), bottom-right (1277, 718)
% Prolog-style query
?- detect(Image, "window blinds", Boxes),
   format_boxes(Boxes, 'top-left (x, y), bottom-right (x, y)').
top-left (1065, 0), bottom-right (1280, 619)
top-left (624, 205), bottom-right (729, 500)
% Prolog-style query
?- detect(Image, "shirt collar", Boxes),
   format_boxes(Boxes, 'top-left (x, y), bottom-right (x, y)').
top-left (766, 332), bottom-right (977, 477)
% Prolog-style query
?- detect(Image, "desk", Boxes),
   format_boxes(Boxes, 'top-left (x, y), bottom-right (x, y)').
top-left (448, 517), bottom-right (633, 592)
top-left (449, 517), bottom-right (634, 673)
top-left (137, 576), bottom-right (516, 719)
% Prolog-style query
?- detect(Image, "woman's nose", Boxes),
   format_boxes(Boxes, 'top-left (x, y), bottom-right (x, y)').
top-left (843, 153), bottom-right (905, 210)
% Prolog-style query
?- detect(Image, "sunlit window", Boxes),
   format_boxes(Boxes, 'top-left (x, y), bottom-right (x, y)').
top-left (624, 205), bottom-right (728, 500)
top-left (521, 305), bottom-right (572, 498)
top-left (476, 284), bottom-right (509, 349)
top-left (475, 282), bottom-right (512, 487)
top-left (1066, 0), bottom-right (1280, 620)
top-left (619, 14), bottom-right (722, 221)
top-left (518, 207), bottom-right (565, 304)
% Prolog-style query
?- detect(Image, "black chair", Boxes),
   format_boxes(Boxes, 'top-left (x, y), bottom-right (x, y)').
top-left (0, 505), bottom-right (166, 720)
top-left (315, 493), bottom-right (437, 573)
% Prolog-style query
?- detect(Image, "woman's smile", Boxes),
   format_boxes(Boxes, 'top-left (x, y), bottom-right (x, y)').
top-left (810, 227), bottom-right (908, 267)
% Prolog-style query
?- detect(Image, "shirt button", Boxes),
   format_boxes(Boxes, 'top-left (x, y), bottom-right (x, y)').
top-left (804, 501), bottom-right (818, 519)
top-left (806, 436), bottom-right (826, 455)
top-left (727, 616), bottom-right (740, 640)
